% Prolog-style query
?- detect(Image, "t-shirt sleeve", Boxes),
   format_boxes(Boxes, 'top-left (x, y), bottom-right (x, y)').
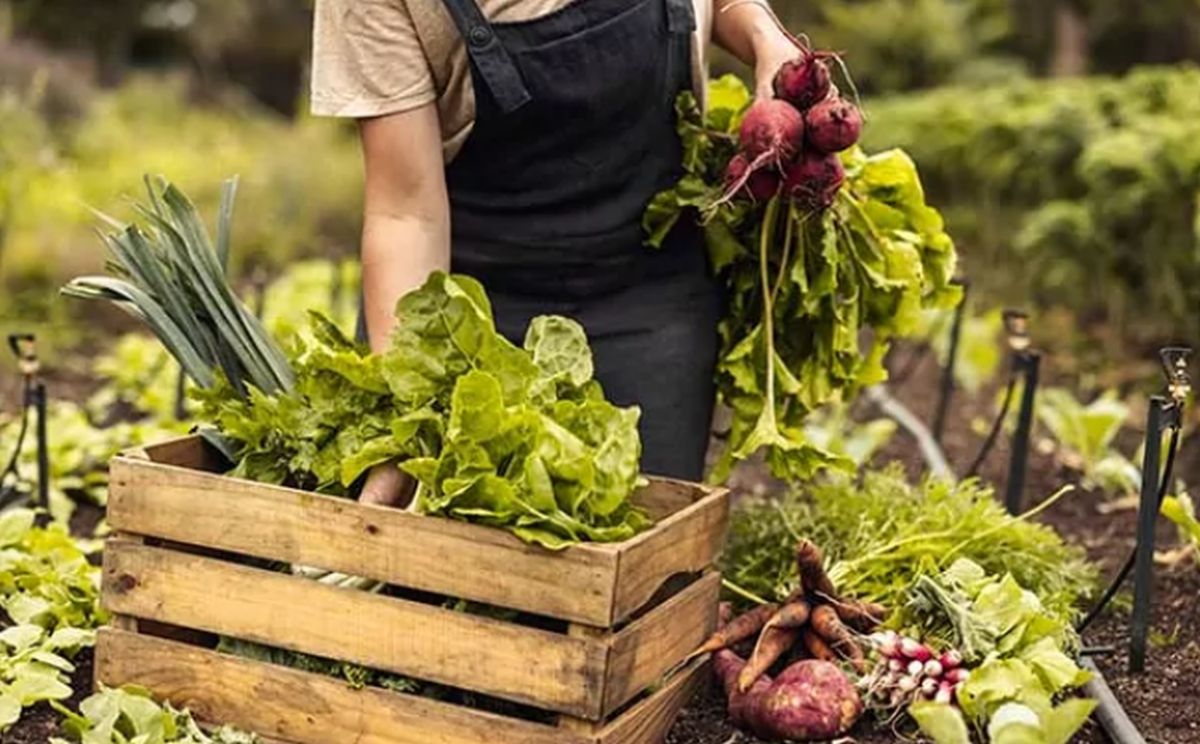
top-left (311, 0), bottom-right (438, 117)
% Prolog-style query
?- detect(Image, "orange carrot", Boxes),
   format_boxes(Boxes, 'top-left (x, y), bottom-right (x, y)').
top-left (796, 540), bottom-right (838, 600)
top-left (738, 624), bottom-right (801, 692)
top-left (810, 605), bottom-right (866, 672)
top-left (764, 599), bottom-right (812, 631)
top-left (692, 602), bottom-right (779, 658)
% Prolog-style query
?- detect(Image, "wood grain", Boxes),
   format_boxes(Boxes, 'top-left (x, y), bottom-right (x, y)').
top-left (603, 571), bottom-right (720, 717)
top-left (96, 628), bottom-right (591, 744)
top-left (597, 656), bottom-right (710, 744)
top-left (108, 443), bottom-right (619, 626)
top-left (610, 486), bottom-right (730, 623)
top-left (101, 539), bottom-right (607, 718)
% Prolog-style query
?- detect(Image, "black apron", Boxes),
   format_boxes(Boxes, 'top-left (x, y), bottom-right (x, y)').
top-left (438, 0), bottom-right (721, 480)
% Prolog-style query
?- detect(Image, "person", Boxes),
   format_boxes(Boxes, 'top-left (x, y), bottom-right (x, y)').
top-left (311, 0), bottom-right (800, 505)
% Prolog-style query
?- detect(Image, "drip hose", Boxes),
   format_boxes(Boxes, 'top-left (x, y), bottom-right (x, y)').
top-left (1076, 425), bottom-right (1182, 633)
top-left (964, 373), bottom-right (1017, 478)
top-left (0, 376), bottom-right (33, 484)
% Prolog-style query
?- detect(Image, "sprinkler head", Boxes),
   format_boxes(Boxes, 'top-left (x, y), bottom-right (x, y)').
top-left (1003, 310), bottom-right (1031, 353)
top-left (1160, 346), bottom-right (1192, 403)
top-left (6, 334), bottom-right (39, 377)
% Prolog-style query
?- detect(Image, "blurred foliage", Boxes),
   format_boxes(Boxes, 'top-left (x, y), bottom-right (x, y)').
top-left (864, 65), bottom-right (1200, 345)
top-left (0, 75), bottom-right (361, 324)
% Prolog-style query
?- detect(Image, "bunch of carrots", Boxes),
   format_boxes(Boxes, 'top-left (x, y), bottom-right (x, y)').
top-left (697, 540), bottom-right (887, 691)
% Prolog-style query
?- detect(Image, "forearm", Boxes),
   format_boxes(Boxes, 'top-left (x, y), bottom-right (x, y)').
top-left (712, 0), bottom-right (790, 67)
top-left (360, 211), bottom-right (449, 352)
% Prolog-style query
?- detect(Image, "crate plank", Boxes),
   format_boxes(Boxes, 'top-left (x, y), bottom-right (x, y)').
top-left (597, 656), bottom-right (709, 744)
top-left (610, 486), bottom-right (730, 623)
top-left (109, 450), bottom-right (619, 626)
top-left (102, 539), bottom-right (607, 718)
top-left (602, 570), bottom-right (720, 717)
top-left (96, 628), bottom-right (590, 744)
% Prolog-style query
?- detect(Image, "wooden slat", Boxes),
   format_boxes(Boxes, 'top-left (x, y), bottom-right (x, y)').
top-left (602, 571), bottom-right (720, 717)
top-left (597, 656), bottom-right (709, 744)
top-left (133, 435), bottom-right (226, 471)
top-left (629, 479), bottom-right (706, 521)
top-left (610, 487), bottom-right (730, 623)
top-left (108, 446), bottom-right (619, 626)
top-left (95, 629), bottom-right (591, 744)
top-left (102, 540), bottom-right (607, 718)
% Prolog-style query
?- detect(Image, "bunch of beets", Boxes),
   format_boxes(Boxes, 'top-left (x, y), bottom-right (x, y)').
top-left (724, 48), bottom-right (863, 210)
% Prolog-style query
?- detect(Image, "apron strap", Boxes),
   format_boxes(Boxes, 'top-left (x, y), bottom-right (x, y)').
top-left (439, 0), bottom-right (532, 114)
top-left (665, 0), bottom-right (696, 35)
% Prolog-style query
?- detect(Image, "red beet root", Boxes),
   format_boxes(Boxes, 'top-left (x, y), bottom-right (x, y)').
top-left (784, 151), bottom-right (846, 210)
top-left (738, 99), bottom-right (805, 164)
top-left (726, 155), bottom-right (782, 202)
top-left (805, 97), bottom-right (863, 154)
top-left (774, 54), bottom-right (832, 111)
top-left (714, 649), bottom-right (773, 729)
top-left (755, 660), bottom-right (864, 741)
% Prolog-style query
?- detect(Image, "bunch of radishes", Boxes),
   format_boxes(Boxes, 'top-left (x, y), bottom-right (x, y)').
top-left (861, 631), bottom-right (970, 711)
top-left (723, 47), bottom-right (863, 210)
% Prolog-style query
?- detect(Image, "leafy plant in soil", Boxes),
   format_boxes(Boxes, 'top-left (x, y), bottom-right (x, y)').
top-left (721, 465), bottom-right (1097, 626)
top-left (52, 686), bottom-right (259, 744)
top-left (644, 75), bottom-right (960, 483)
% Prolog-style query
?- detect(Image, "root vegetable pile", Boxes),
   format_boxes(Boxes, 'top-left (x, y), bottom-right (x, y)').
top-left (644, 60), bottom-right (960, 482)
top-left (697, 539), bottom-right (886, 740)
top-left (861, 632), bottom-right (968, 715)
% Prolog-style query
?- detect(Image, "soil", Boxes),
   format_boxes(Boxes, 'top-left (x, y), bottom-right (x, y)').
top-left (4, 648), bottom-right (93, 744)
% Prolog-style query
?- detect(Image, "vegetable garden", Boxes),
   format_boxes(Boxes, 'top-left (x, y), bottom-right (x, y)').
top-left (4, 18), bottom-right (1200, 744)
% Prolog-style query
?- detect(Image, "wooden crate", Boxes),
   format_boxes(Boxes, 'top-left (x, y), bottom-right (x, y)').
top-left (97, 436), bottom-right (731, 744)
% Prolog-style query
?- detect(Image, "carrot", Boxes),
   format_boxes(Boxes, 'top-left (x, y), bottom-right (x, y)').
top-left (831, 598), bottom-right (887, 632)
top-left (802, 628), bottom-right (837, 662)
top-left (738, 624), bottom-right (801, 693)
top-left (810, 605), bottom-right (866, 673)
top-left (796, 540), bottom-right (838, 600)
top-left (691, 602), bottom-right (779, 658)
top-left (764, 599), bottom-right (812, 631)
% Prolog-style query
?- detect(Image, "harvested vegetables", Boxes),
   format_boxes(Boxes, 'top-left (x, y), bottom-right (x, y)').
top-left (722, 466), bottom-right (1096, 625)
top-left (65, 179), bottom-right (649, 550)
top-left (644, 72), bottom-right (960, 481)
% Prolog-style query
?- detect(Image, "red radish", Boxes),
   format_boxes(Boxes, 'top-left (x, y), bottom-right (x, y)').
top-left (898, 638), bottom-right (932, 662)
top-left (726, 154), bottom-right (782, 202)
top-left (923, 659), bottom-right (944, 678)
top-left (940, 650), bottom-right (963, 669)
top-left (906, 660), bottom-right (924, 677)
top-left (783, 151), bottom-right (845, 210)
top-left (920, 677), bottom-right (939, 697)
top-left (887, 658), bottom-right (904, 673)
top-left (897, 675), bottom-right (918, 693)
top-left (739, 99), bottom-right (805, 164)
top-left (774, 53), bottom-right (833, 111)
top-left (804, 97), bottom-right (864, 154)
top-left (934, 681), bottom-right (955, 705)
top-left (944, 667), bottom-right (970, 685)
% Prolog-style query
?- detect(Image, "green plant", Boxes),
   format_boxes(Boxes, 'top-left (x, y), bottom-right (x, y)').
top-left (52, 686), bottom-right (259, 744)
top-left (645, 76), bottom-right (960, 482)
top-left (1162, 492), bottom-right (1200, 565)
top-left (914, 306), bottom-right (1003, 394)
top-left (801, 402), bottom-right (897, 467)
top-left (722, 466), bottom-right (1096, 624)
top-left (1036, 387), bottom-right (1139, 494)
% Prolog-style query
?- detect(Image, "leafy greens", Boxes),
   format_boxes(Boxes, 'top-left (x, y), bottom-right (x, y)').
top-left (644, 76), bottom-right (961, 481)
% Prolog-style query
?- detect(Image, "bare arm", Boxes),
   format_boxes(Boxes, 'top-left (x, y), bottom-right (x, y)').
top-left (356, 104), bottom-right (448, 507)
top-left (711, 0), bottom-right (801, 98)
top-left (358, 103), bottom-right (451, 352)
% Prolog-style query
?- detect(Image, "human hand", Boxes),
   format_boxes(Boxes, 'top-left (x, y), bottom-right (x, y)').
top-left (753, 27), bottom-right (802, 100)
top-left (359, 462), bottom-right (415, 509)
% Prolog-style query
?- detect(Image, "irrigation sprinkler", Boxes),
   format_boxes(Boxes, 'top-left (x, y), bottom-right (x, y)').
top-left (1128, 346), bottom-right (1190, 673)
top-left (2, 334), bottom-right (50, 514)
top-left (1003, 310), bottom-right (1041, 515)
top-left (931, 279), bottom-right (969, 444)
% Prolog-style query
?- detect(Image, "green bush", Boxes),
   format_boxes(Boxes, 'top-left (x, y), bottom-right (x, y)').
top-left (864, 65), bottom-right (1200, 344)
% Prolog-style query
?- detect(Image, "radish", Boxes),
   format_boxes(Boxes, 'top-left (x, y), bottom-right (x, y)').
top-left (783, 151), bottom-right (845, 210)
top-left (920, 677), bottom-right (939, 697)
top-left (906, 660), bottom-right (924, 677)
top-left (944, 667), bottom-right (970, 684)
top-left (899, 638), bottom-right (932, 662)
top-left (725, 154), bottom-right (781, 202)
top-left (774, 53), bottom-right (833, 111)
top-left (716, 653), bottom-right (864, 741)
top-left (804, 97), bottom-right (863, 154)
top-left (923, 659), bottom-right (944, 678)
top-left (738, 99), bottom-right (805, 164)
top-left (897, 675), bottom-right (918, 693)
top-left (939, 650), bottom-right (963, 669)
top-left (887, 658), bottom-right (904, 673)
top-left (934, 681), bottom-right (955, 705)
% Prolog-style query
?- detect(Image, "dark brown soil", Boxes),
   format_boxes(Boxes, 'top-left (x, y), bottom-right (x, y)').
top-left (4, 648), bottom-right (93, 744)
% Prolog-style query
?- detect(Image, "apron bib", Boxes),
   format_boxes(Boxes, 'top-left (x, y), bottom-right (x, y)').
top-left (435, 0), bottom-right (720, 479)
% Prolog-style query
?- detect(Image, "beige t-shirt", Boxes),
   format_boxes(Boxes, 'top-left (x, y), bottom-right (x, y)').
top-left (311, 0), bottom-right (716, 162)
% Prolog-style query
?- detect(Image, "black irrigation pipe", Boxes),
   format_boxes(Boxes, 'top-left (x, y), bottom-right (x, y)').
top-left (1004, 351), bottom-right (1041, 516)
top-left (963, 374), bottom-right (1016, 479)
top-left (1081, 658), bottom-right (1148, 744)
top-left (932, 280), bottom-right (969, 443)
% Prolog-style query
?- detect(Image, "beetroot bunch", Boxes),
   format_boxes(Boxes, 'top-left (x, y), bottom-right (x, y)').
top-left (723, 49), bottom-right (863, 211)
